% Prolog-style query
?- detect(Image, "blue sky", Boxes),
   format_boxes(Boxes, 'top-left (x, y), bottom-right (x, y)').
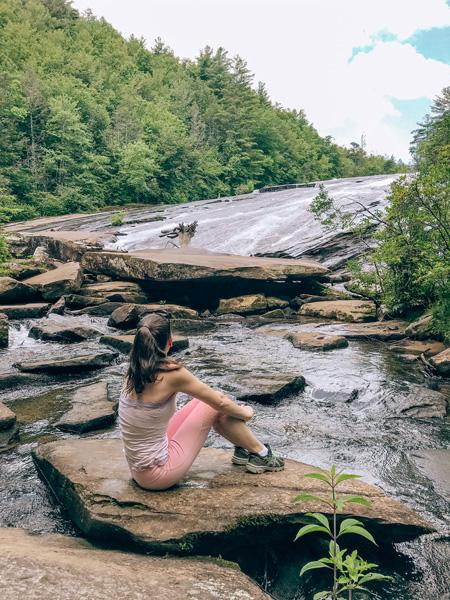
top-left (71, 0), bottom-right (450, 163)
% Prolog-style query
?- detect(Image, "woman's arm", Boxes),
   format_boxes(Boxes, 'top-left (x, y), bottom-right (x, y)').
top-left (169, 367), bottom-right (254, 421)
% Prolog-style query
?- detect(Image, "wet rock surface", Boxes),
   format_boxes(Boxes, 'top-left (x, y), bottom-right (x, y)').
top-left (408, 450), bottom-right (450, 502)
top-left (24, 262), bottom-right (84, 300)
top-left (14, 351), bottom-right (118, 373)
top-left (0, 302), bottom-right (50, 319)
top-left (171, 318), bottom-right (216, 334)
top-left (31, 442), bottom-right (434, 556)
top-left (0, 402), bottom-right (16, 430)
top-left (0, 403), bottom-right (19, 451)
top-left (259, 329), bottom-right (348, 351)
top-left (234, 374), bottom-right (306, 404)
top-left (389, 339), bottom-right (447, 358)
top-left (299, 299), bottom-right (377, 322)
top-left (54, 382), bottom-right (116, 433)
top-left (392, 385), bottom-right (448, 419)
top-left (28, 318), bottom-right (100, 343)
top-left (0, 313), bottom-right (8, 348)
top-left (100, 334), bottom-right (188, 354)
top-left (0, 527), bottom-right (271, 600)
top-left (405, 314), bottom-right (435, 340)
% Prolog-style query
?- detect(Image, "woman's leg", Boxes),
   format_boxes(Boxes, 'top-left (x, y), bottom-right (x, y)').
top-left (132, 400), bottom-right (219, 490)
top-left (166, 397), bottom-right (202, 439)
top-left (213, 414), bottom-right (264, 453)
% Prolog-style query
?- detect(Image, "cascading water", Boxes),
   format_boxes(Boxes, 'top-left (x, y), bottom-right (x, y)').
top-left (1, 173), bottom-right (449, 600)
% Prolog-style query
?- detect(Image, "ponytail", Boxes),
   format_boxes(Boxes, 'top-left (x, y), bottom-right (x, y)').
top-left (125, 312), bottom-right (177, 395)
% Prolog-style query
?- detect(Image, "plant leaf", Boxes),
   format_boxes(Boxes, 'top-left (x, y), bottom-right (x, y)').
top-left (306, 512), bottom-right (331, 531)
top-left (358, 574), bottom-right (393, 584)
top-left (294, 524), bottom-right (332, 541)
top-left (330, 465), bottom-right (336, 478)
top-left (338, 525), bottom-right (377, 545)
top-left (305, 473), bottom-right (331, 484)
top-left (300, 561), bottom-right (331, 576)
top-left (338, 518), bottom-right (363, 535)
top-left (340, 495), bottom-right (372, 508)
top-left (313, 591), bottom-right (332, 600)
top-left (335, 473), bottom-right (362, 485)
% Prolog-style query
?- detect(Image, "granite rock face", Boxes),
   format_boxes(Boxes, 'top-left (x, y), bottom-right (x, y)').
top-left (24, 262), bottom-right (84, 300)
top-left (0, 527), bottom-right (272, 600)
top-left (32, 441), bottom-right (435, 557)
top-left (299, 300), bottom-right (377, 322)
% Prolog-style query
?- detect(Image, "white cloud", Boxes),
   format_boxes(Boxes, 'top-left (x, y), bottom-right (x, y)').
top-left (71, 0), bottom-right (450, 161)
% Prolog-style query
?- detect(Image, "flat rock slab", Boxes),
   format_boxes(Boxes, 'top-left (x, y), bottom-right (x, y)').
top-left (315, 320), bottom-right (409, 341)
top-left (0, 303), bottom-right (50, 319)
top-left (171, 318), bottom-right (216, 334)
top-left (24, 262), bottom-right (83, 300)
top-left (0, 402), bottom-right (17, 430)
top-left (0, 527), bottom-right (271, 600)
top-left (29, 319), bottom-right (100, 344)
top-left (389, 339), bottom-right (447, 357)
top-left (216, 294), bottom-right (288, 315)
top-left (299, 300), bottom-right (377, 322)
top-left (0, 372), bottom-right (41, 390)
top-left (100, 334), bottom-right (188, 354)
top-left (32, 441), bottom-right (434, 556)
top-left (81, 248), bottom-right (328, 282)
top-left (55, 382), bottom-right (116, 433)
top-left (234, 374), bottom-right (306, 404)
top-left (429, 348), bottom-right (450, 377)
top-left (80, 281), bottom-right (149, 304)
top-left (408, 450), bottom-right (450, 502)
top-left (261, 329), bottom-right (348, 351)
top-left (14, 352), bottom-right (118, 373)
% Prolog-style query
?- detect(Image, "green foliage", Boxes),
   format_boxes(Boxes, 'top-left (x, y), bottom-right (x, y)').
top-left (110, 210), bottom-right (126, 227)
top-left (0, 0), bottom-right (406, 221)
top-left (294, 466), bottom-right (391, 600)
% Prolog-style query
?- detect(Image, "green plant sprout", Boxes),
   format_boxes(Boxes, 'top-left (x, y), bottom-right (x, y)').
top-left (294, 466), bottom-right (391, 600)
top-left (110, 210), bottom-right (127, 227)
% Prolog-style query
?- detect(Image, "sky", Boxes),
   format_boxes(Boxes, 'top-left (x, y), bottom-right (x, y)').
top-left (71, 0), bottom-right (450, 162)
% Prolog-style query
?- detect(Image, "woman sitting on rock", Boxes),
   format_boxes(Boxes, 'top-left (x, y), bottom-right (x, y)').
top-left (119, 309), bottom-right (284, 490)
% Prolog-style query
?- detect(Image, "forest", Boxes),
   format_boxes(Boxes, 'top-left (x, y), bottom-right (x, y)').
top-left (0, 0), bottom-right (407, 222)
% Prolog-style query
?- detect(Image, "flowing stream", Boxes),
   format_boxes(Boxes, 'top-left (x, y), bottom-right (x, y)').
top-left (1, 174), bottom-right (449, 600)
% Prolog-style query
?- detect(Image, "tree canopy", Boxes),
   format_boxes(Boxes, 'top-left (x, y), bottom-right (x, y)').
top-left (0, 0), bottom-right (407, 221)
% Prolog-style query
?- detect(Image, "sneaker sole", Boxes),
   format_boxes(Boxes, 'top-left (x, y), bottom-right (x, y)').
top-left (246, 464), bottom-right (285, 474)
top-left (231, 456), bottom-right (249, 465)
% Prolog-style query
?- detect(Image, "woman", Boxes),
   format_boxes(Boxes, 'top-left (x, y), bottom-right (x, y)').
top-left (118, 309), bottom-right (285, 490)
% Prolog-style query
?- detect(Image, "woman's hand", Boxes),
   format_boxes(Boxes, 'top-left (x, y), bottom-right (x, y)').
top-left (239, 403), bottom-right (255, 422)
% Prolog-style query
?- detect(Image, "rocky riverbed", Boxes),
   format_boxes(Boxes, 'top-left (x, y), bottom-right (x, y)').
top-left (1, 175), bottom-right (450, 600)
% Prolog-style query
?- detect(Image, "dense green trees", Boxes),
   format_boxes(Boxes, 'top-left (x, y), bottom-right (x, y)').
top-left (0, 0), bottom-right (406, 221)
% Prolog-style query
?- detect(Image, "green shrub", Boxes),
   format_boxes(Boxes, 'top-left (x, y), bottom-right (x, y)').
top-left (110, 210), bottom-right (127, 226)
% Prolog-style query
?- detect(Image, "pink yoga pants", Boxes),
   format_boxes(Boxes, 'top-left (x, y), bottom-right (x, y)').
top-left (130, 398), bottom-right (225, 490)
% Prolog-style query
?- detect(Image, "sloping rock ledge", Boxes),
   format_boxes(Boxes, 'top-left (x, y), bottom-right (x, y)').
top-left (0, 527), bottom-right (270, 600)
top-left (32, 440), bottom-right (434, 557)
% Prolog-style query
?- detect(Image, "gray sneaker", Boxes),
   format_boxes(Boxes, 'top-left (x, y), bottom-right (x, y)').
top-left (231, 446), bottom-right (250, 465)
top-left (246, 444), bottom-right (285, 473)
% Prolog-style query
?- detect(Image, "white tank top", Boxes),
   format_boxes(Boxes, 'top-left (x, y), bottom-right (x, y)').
top-left (118, 392), bottom-right (177, 471)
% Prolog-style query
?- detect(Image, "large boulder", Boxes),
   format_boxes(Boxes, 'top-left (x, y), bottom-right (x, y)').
top-left (171, 319), bottom-right (216, 334)
top-left (108, 304), bottom-right (140, 329)
top-left (100, 334), bottom-right (189, 354)
top-left (81, 248), bottom-right (329, 283)
top-left (0, 277), bottom-right (36, 303)
top-left (0, 303), bottom-right (50, 319)
top-left (79, 281), bottom-right (149, 304)
top-left (217, 294), bottom-right (268, 315)
top-left (234, 374), bottom-right (306, 404)
top-left (0, 313), bottom-right (8, 348)
top-left (32, 441), bottom-right (434, 557)
top-left (14, 352), bottom-right (118, 374)
top-left (0, 527), bottom-right (271, 600)
top-left (23, 262), bottom-right (83, 300)
top-left (28, 318), bottom-right (100, 344)
top-left (429, 348), bottom-right (450, 377)
top-left (287, 331), bottom-right (348, 351)
top-left (389, 339), bottom-right (447, 358)
top-left (405, 313), bottom-right (435, 340)
top-left (393, 385), bottom-right (448, 418)
top-left (408, 450), bottom-right (450, 502)
top-left (70, 302), bottom-right (125, 316)
top-left (0, 402), bottom-right (16, 430)
top-left (54, 382), bottom-right (116, 433)
top-left (315, 320), bottom-right (409, 341)
top-left (299, 300), bottom-right (377, 322)
top-left (65, 294), bottom-right (107, 310)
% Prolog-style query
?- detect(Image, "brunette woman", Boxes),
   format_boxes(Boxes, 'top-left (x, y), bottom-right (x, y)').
top-left (118, 309), bottom-right (284, 490)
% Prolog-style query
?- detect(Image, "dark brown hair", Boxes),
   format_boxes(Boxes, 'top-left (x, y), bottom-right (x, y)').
top-left (124, 311), bottom-right (179, 395)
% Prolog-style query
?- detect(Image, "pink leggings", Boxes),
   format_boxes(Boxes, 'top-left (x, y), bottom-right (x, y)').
top-left (130, 398), bottom-right (226, 490)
